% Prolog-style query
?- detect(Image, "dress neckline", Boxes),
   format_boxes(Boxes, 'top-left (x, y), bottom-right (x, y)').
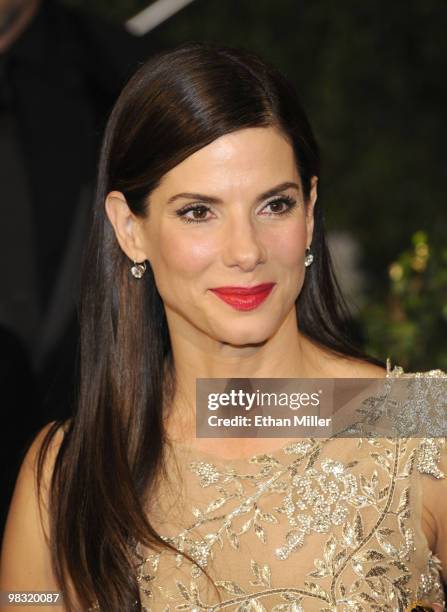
top-left (170, 436), bottom-right (325, 464)
top-left (166, 359), bottom-right (402, 464)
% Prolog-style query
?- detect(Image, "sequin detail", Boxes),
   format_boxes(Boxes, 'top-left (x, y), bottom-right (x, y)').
top-left (130, 364), bottom-right (447, 611)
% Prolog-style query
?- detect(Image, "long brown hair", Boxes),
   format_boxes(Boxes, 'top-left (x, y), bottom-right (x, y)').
top-left (36, 41), bottom-right (384, 611)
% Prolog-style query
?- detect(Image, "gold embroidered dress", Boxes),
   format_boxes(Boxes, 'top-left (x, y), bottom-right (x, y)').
top-left (131, 363), bottom-right (447, 611)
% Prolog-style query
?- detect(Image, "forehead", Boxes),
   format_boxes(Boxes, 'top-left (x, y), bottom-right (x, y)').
top-left (155, 126), bottom-right (300, 197)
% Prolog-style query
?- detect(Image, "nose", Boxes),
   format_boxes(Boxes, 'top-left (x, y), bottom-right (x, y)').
top-left (221, 212), bottom-right (266, 271)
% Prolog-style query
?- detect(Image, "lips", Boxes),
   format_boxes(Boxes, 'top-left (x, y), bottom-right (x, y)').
top-left (210, 283), bottom-right (276, 311)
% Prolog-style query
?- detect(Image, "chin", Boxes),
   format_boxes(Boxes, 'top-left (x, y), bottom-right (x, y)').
top-left (213, 320), bottom-right (276, 347)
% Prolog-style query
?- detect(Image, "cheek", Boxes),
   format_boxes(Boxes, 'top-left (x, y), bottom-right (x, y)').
top-left (156, 227), bottom-right (217, 276)
top-left (268, 223), bottom-right (307, 267)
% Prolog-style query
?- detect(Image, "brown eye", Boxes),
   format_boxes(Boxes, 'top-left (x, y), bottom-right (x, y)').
top-left (176, 204), bottom-right (212, 224)
top-left (269, 201), bottom-right (287, 213)
top-left (261, 195), bottom-right (297, 217)
top-left (190, 206), bottom-right (208, 220)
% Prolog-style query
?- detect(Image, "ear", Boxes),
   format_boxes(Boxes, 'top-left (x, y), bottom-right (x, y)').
top-left (305, 176), bottom-right (318, 249)
top-left (105, 191), bottom-right (148, 263)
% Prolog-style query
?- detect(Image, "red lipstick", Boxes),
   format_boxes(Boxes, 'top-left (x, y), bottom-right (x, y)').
top-left (210, 283), bottom-right (276, 311)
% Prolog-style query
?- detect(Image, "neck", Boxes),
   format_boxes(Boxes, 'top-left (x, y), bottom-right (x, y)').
top-left (162, 312), bottom-right (338, 441)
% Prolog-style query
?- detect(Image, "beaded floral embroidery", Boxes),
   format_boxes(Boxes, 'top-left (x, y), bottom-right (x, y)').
top-left (129, 365), bottom-right (447, 612)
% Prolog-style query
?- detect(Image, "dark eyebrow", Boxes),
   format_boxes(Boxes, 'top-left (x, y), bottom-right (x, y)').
top-left (166, 181), bottom-right (300, 205)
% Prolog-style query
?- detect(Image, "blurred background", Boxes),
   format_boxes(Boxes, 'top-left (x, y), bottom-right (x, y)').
top-left (1, 0), bottom-right (446, 536)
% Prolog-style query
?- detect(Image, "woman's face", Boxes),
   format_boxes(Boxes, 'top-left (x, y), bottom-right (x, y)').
top-left (109, 126), bottom-right (317, 347)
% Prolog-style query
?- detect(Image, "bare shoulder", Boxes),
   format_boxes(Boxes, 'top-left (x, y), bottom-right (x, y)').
top-left (303, 337), bottom-right (386, 378)
top-left (21, 421), bottom-right (67, 481)
top-left (0, 420), bottom-right (68, 600)
top-left (318, 349), bottom-right (386, 378)
top-left (337, 359), bottom-right (387, 378)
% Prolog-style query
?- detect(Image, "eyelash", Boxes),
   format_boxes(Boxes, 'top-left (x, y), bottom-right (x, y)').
top-left (175, 195), bottom-right (297, 224)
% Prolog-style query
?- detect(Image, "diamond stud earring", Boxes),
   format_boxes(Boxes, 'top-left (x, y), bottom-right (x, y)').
top-left (130, 260), bottom-right (147, 279)
top-left (304, 247), bottom-right (314, 267)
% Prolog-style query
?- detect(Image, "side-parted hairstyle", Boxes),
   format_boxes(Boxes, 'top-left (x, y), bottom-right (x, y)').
top-left (36, 41), bottom-right (384, 611)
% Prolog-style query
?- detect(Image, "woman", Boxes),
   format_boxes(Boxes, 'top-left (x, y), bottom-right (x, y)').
top-left (1, 42), bottom-right (446, 611)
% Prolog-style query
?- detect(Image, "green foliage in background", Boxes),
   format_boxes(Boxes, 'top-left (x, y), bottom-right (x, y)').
top-left (360, 231), bottom-right (447, 371)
